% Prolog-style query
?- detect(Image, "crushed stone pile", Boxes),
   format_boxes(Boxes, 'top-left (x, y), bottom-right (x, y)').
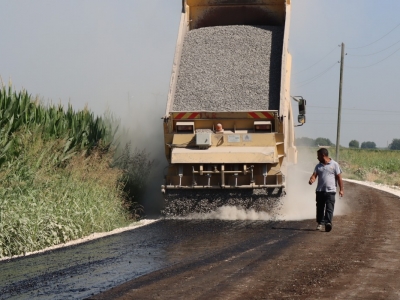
top-left (173, 25), bottom-right (284, 112)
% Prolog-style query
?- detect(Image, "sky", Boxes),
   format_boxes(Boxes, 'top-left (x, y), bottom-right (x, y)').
top-left (1, 0), bottom-right (400, 152)
top-left (289, 0), bottom-right (400, 148)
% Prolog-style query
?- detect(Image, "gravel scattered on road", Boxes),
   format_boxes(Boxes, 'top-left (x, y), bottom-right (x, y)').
top-left (162, 189), bottom-right (283, 217)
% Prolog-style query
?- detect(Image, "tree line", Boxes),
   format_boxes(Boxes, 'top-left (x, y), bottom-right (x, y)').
top-left (296, 137), bottom-right (335, 147)
top-left (348, 139), bottom-right (400, 150)
top-left (296, 137), bottom-right (400, 150)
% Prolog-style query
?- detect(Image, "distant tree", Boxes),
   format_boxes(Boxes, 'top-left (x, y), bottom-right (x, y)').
top-left (296, 137), bottom-right (315, 147)
top-left (389, 139), bottom-right (400, 150)
top-left (315, 137), bottom-right (333, 147)
top-left (349, 140), bottom-right (359, 148)
top-left (361, 141), bottom-right (376, 149)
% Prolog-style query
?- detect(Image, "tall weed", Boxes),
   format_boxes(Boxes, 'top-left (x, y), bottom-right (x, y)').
top-left (0, 131), bottom-right (130, 258)
top-left (0, 85), bottom-right (155, 258)
top-left (112, 142), bottom-right (153, 217)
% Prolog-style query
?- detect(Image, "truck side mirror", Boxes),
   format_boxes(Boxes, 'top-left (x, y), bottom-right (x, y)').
top-left (298, 99), bottom-right (306, 115)
top-left (291, 96), bottom-right (307, 126)
top-left (298, 114), bottom-right (306, 124)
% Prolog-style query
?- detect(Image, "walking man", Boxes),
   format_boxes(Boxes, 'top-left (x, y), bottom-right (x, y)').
top-left (309, 148), bottom-right (344, 232)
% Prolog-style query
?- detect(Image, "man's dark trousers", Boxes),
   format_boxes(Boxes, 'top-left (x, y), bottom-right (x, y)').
top-left (316, 191), bottom-right (336, 224)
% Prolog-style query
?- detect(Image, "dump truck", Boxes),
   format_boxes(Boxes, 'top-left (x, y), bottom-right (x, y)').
top-left (161, 0), bottom-right (306, 216)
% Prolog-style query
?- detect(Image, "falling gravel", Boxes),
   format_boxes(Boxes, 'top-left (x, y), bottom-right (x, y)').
top-left (162, 189), bottom-right (283, 218)
top-left (173, 25), bottom-right (284, 112)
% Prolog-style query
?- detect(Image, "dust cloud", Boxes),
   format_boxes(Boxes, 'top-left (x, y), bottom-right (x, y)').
top-left (182, 148), bottom-right (351, 221)
top-left (276, 150), bottom-right (351, 221)
top-left (185, 206), bottom-right (273, 221)
top-left (116, 93), bottom-right (168, 215)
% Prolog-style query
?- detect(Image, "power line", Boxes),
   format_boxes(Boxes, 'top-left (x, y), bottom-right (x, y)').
top-left (293, 45), bottom-right (339, 75)
top-left (308, 105), bottom-right (400, 113)
top-left (305, 121), bottom-right (400, 125)
top-left (347, 21), bottom-right (400, 49)
top-left (306, 111), bottom-right (399, 115)
top-left (347, 38), bottom-right (400, 57)
top-left (346, 45), bottom-right (400, 68)
top-left (293, 62), bottom-right (339, 88)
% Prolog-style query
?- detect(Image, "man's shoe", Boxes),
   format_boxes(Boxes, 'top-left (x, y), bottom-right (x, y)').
top-left (316, 224), bottom-right (323, 231)
top-left (325, 223), bottom-right (332, 232)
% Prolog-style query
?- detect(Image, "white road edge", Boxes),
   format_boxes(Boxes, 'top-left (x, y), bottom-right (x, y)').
top-left (0, 218), bottom-right (160, 262)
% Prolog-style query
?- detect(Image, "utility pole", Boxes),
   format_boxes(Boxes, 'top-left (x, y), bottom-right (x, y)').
top-left (335, 43), bottom-right (345, 161)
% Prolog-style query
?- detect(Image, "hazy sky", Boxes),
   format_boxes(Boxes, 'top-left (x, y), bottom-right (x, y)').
top-left (1, 0), bottom-right (400, 149)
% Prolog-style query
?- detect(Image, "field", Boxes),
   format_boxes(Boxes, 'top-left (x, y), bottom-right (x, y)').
top-left (0, 86), bottom-right (150, 258)
top-left (298, 147), bottom-right (400, 187)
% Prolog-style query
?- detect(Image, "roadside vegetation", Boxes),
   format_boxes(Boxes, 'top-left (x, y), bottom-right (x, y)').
top-left (298, 146), bottom-right (400, 187)
top-left (0, 85), bottom-right (152, 258)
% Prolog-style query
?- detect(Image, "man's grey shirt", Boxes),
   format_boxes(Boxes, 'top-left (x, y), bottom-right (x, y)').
top-left (313, 159), bottom-right (342, 192)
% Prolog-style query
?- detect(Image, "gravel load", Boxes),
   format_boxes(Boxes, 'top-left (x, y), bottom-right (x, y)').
top-left (167, 26), bottom-right (285, 217)
top-left (172, 25), bottom-right (284, 112)
top-left (162, 189), bottom-right (283, 218)
top-left (195, 129), bottom-right (214, 133)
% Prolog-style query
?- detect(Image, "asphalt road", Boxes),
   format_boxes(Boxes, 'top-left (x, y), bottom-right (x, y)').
top-left (1, 182), bottom-right (400, 300)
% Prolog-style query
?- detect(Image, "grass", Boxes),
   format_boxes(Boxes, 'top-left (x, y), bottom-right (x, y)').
top-left (0, 85), bottom-right (152, 258)
top-left (298, 147), bottom-right (400, 187)
top-left (0, 131), bottom-right (131, 257)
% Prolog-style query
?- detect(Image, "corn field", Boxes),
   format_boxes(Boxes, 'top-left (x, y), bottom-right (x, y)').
top-left (0, 85), bottom-right (153, 258)
top-left (0, 85), bottom-right (114, 166)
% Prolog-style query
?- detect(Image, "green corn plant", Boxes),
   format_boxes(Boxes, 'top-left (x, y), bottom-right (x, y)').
top-left (0, 85), bottom-right (114, 159)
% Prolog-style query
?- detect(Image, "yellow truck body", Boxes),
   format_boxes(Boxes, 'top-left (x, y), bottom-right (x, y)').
top-left (162, 0), bottom-right (303, 194)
